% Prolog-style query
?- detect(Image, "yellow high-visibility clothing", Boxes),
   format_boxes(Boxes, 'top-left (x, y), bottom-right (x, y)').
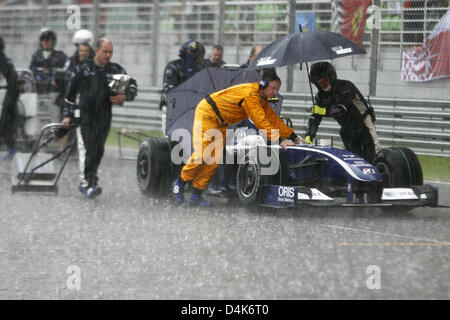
top-left (181, 82), bottom-right (294, 190)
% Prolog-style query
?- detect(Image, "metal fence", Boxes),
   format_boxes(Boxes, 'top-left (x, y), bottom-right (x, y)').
top-left (1, 0), bottom-right (449, 157)
top-left (112, 87), bottom-right (450, 157)
top-left (1, 1), bottom-right (450, 99)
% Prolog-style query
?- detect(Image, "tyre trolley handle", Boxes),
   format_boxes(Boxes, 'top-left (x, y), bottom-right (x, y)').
top-left (17, 123), bottom-right (77, 188)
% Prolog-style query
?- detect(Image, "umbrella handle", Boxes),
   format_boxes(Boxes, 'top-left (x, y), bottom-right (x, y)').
top-left (305, 62), bottom-right (315, 105)
top-left (299, 24), bottom-right (315, 105)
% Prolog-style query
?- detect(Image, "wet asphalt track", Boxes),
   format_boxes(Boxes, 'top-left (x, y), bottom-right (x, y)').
top-left (0, 148), bottom-right (449, 299)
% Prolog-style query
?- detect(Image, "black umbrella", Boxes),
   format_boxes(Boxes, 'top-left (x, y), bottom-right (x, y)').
top-left (248, 30), bottom-right (366, 70)
top-left (247, 29), bottom-right (366, 104)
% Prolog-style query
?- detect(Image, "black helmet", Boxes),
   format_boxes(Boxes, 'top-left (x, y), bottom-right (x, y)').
top-left (39, 28), bottom-right (57, 48)
top-left (178, 39), bottom-right (199, 58)
top-left (309, 61), bottom-right (337, 88)
top-left (0, 36), bottom-right (4, 54)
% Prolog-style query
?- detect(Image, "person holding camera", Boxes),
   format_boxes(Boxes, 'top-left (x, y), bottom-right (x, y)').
top-left (62, 38), bottom-right (137, 199)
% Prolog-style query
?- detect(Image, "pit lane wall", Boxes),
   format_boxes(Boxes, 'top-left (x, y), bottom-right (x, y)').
top-left (111, 88), bottom-right (450, 158)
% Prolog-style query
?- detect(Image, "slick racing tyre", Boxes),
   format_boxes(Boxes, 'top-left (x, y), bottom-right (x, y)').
top-left (374, 147), bottom-right (423, 212)
top-left (397, 147), bottom-right (423, 186)
top-left (137, 137), bottom-right (179, 197)
top-left (374, 147), bottom-right (423, 188)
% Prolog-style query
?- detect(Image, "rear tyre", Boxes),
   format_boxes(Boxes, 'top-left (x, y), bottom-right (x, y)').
top-left (137, 137), bottom-right (178, 197)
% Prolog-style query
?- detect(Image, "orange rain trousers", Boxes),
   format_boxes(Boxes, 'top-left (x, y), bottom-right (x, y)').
top-left (180, 100), bottom-right (226, 190)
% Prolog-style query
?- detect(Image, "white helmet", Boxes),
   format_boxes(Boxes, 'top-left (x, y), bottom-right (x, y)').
top-left (72, 29), bottom-right (93, 46)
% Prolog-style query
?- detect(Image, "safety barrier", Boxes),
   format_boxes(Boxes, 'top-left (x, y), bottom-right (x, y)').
top-left (112, 87), bottom-right (450, 157)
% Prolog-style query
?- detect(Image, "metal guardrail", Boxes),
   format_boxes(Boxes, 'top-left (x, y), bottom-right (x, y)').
top-left (2, 2), bottom-right (450, 98)
top-left (112, 87), bottom-right (450, 157)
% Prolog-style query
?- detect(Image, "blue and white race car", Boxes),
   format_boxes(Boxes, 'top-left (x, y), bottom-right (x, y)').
top-left (137, 132), bottom-right (438, 212)
top-left (136, 68), bottom-right (439, 211)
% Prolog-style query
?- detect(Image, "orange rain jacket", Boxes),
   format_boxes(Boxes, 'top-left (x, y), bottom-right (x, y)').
top-left (204, 82), bottom-right (294, 141)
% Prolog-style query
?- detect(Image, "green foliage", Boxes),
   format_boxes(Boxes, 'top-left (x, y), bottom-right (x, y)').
top-left (418, 155), bottom-right (450, 182)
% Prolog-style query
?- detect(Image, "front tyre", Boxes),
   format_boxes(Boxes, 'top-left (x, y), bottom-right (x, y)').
top-left (374, 147), bottom-right (424, 212)
top-left (374, 147), bottom-right (423, 188)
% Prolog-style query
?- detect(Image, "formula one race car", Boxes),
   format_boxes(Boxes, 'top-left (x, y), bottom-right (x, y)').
top-left (136, 68), bottom-right (439, 211)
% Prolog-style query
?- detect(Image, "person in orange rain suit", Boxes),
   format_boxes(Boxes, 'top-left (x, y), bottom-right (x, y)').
top-left (172, 72), bottom-right (304, 207)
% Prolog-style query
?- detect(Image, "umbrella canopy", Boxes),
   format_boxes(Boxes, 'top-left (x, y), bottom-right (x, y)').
top-left (248, 30), bottom-right (366, 70)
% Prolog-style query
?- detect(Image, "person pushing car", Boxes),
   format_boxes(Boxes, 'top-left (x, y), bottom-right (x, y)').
top-left (172, 72), bottom-right (304, 207)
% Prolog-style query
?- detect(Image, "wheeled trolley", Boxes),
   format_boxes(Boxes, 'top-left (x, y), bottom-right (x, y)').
top-left (11, 123), bottom-right (77, 194)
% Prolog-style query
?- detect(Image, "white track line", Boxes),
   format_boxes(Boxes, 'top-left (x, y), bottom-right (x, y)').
top-left (319, 224), bottom-right (447, 244)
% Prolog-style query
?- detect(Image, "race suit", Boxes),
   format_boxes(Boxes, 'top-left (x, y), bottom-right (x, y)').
top-left (0, 53), bottom-right (19, 150)
top-left (181, 82), bottom-right (297, 190)
top-left (306, 79), bottom-right (380, 164)
top-left (64, 59), bottom-right (138, 188)
top-left (61, 47), bottom-right (95, 106)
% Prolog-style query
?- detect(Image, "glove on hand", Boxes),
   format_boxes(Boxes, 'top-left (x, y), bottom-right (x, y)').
top-left (293, 136), bottom-right (304, 144)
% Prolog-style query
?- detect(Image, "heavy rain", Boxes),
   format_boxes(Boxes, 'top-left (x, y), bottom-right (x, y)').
top-left (0, 0), bottom-right (449, 301)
